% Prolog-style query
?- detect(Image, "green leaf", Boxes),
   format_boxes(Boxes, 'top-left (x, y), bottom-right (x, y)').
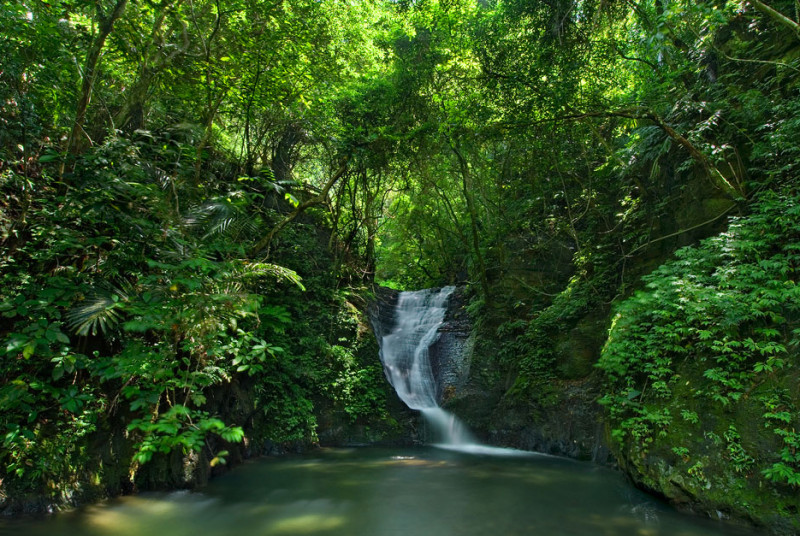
top-left (38, 151), bottom-right (61, 163)
top-left (52, 366), bottom-right (65, 381)
top-left (219, 426), bottom-right (244, 443)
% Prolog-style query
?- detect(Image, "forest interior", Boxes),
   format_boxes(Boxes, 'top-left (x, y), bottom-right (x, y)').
top-left (1, 0), bottom-right (800, 533)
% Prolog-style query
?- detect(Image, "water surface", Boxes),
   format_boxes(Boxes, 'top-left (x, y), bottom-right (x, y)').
top-left (0, 447), bottom-right (760, 536)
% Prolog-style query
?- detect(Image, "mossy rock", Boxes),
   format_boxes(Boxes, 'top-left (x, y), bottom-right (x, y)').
top-left (609, 376), bottom-right (800, 534)
top-left (554, 307), bottom-right (609, 379)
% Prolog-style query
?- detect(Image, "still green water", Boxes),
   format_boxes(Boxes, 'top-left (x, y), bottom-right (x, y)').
top-left (0, 447), bottom-right (759, 536)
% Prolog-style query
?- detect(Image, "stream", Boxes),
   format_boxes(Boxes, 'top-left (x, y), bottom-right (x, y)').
top-left (0, 446), bottom-right (758, 536)
top-left (0, 287), bottom-right (764, 535)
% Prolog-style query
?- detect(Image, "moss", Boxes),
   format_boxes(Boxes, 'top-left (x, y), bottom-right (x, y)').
top-left (607, 352), bottom-right (800, 533)
top-left (597, 189), bottom-right (800, 532)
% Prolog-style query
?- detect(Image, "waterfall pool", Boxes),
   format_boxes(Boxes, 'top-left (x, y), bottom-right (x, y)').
top-left (0, 446), bottom-right (761, 536)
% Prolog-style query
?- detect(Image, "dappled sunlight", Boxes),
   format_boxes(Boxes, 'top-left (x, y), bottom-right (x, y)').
top-left (268, 513), bottom-right (347, 534)
top-left (261, 498), bottom-right (350, 535)
top-left (0, 448), bottom-right (757, 536)
top-left (79, 493), bottom-right (227, 536)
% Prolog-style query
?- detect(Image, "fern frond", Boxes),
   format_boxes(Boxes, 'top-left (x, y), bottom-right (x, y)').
top-left (226, 261), bottom-right (305, 290)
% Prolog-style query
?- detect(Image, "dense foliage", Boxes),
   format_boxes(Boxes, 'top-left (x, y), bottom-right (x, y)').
top-left (598, 188), bottom-right (800, 525)
top-left (0, 129), bottom-right (391, 502)
top-left (1, 0), bottom-right (393, 507)
top-left (2, 0), bottom-right (800, 527)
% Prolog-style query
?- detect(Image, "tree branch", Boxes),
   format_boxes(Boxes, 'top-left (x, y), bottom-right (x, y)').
top-left (610, 44), bottom-right (659, 71)
top-left (749, 0), bottom-right (800, 40)
top-left (252, 156), bottom-right (350, 256)
top-left (506, 108), bottom-right (744, 200)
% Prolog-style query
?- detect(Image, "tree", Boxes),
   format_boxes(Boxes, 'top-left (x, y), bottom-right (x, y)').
top-left (65, 0), bottom-right (128, 158)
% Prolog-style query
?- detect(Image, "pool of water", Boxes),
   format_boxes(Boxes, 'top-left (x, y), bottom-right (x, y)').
top-left (0, 447), bottom-right (760, 536)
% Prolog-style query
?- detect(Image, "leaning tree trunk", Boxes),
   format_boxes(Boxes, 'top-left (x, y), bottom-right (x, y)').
top-left (252, 156), bottom-right (350, 256)
top-left (65, 0), bottom-right (129, 161)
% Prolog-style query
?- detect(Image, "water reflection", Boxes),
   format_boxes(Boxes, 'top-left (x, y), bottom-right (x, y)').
top-left (0, 447), bottom-right (762, 536)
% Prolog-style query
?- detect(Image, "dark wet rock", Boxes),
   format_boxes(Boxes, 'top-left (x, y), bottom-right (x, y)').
top-left (368, 284), bottom-right (612, 464)
top-left (429, 286), bottom-right (472, 404)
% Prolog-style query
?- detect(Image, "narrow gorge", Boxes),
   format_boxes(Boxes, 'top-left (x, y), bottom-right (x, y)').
top-left (2, 0), bottom-right (799, 533)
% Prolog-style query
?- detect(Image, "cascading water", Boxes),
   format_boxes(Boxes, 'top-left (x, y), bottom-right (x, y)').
top-left (378, 286), bottom-right (476, 446)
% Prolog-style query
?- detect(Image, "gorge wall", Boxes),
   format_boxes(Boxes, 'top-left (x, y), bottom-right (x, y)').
top-left (368, 188), bottom-right (800, 534)
top-left (369, 284), bottom-right (612, 462)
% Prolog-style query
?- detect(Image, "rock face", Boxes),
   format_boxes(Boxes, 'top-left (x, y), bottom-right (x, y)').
top-left (369, 284), bottom-right (612, 463)
top-left (428, 286), bottom-right (473, 404)
top-left (367, 285), bottom-right (399, 340)
top-left (472, 378), bottom-right (612, 463)
top-left (442, 329), bottom-right (613, 463)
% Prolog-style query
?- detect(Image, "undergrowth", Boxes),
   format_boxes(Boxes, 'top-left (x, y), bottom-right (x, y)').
top-left (599, 187), bottom-right (800, 489)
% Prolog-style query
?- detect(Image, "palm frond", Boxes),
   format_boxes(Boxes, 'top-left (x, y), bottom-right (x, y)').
top-left (67, 284), bottom-right (129, 336)
top-left (183, 194), bottom-right (260, 242)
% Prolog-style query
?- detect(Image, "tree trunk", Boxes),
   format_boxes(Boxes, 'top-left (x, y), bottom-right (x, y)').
top-left (252, 156), bottom-right (350, 256)
top-left (114, 0), bottom-right (188, 132)
top-left (363, 169), bottom-right (380, 281)
top-left (451, 142), bottom-right (490, 302)
top-left (193, 90), bottom-right (228, 185)
top-left (65, 0), bottom-right (129, 158)
top-left (272, 125), bottom-right (304, 183)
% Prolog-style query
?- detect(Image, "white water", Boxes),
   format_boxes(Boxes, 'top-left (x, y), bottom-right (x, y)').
top-left (380, 286), bottom-right (503, 451)
top-left (379, 287), bottom-right (454, 411)
top-left (379, 287), bottom-right (541, 457)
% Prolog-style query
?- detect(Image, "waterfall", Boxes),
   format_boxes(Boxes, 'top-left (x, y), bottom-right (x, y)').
top-left (378, 286), bottom-right (476, 446)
